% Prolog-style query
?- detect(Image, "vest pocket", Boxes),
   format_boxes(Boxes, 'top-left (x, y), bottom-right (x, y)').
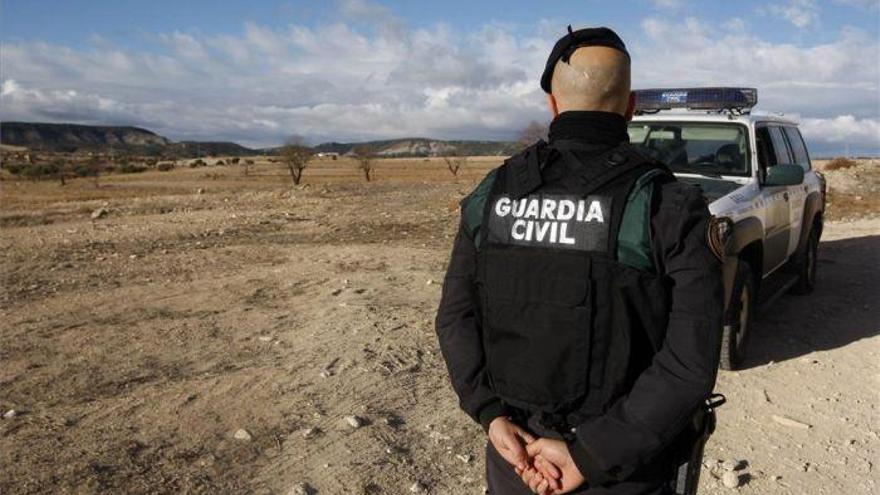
top-left (482, 249), bottom-right (593, 411)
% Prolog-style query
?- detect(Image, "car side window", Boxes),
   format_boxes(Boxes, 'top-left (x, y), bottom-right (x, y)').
top-left (784, 127), bottom-right (811, 170)
top-left (755, 127), bottom-right (776, 178)
top-left (768, 126), bottom-right (793, 165)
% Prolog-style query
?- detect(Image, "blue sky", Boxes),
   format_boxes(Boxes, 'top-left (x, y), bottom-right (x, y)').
top-left (2, 0), bottom-right (879, 154)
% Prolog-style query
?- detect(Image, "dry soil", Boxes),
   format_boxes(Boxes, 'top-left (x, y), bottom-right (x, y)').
top-left (1, 157), bottom-right (877, 494)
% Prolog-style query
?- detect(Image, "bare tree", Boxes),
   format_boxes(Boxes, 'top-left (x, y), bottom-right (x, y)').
top-left (442, 147), bottom-right (468, 176)
top-left (54, 160), bottom-right (70, 186)
top-left (279, 136), bottom-right (313, 185)
top-left (517, 120), bottom-right (548, 148)
top-left (85, 155), bottom-right (104, 187)
top-left (242, 159), bottom-right (255, 176)
top-left (352, 145), bottom-right (377, 182)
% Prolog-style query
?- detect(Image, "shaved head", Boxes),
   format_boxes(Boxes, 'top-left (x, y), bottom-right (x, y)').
top-left (549, 46), bottom-right (632, 115)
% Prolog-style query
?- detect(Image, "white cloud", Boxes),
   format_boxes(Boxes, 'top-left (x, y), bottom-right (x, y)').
top-left (0, 2), bottom-right (877, 153)
top-left (634, 18), bottom-right (879, 151)
top-left (0, 13), bottom-right (551, 146)
top-left (833, 0), bottom-right (880, 9)
top-left (723, 17), bottom-right (748, 32)
top-left (650, 0), bottom-right (684, 9)
top-left (767, 0), bottom-right (821, 28)
top-left (799, 115), bottom-right (880, 148)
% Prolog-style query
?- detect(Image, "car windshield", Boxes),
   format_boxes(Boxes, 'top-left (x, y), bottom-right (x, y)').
top-left (627, 122), bottom-right (750, 176)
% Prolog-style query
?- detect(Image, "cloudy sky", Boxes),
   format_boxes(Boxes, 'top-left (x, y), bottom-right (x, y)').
top-left (2, 0), bottom-right (879, 155)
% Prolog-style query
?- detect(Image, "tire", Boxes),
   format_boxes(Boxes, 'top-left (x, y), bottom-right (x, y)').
top-left (791, 226), bottom-right (819, 295)
top-left (720, 260), bottom-right (755, 371)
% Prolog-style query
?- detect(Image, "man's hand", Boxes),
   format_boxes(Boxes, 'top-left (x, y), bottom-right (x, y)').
top-left (515, 456), bottom-right (562, 494)
top-left (523, 438), bottom-right (585, 494)
top-left (487, 416), bottom-right (536, 470)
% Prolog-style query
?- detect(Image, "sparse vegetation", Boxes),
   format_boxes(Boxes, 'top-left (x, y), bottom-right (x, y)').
top-left (442, 148), bottom-right (467, 176)
top-left (118, 163), bottom-right (148, 174)
top-left (6, 162), bottom-right (68, 184)
top-left (1, 149), bottom-right (875, 495)
top-left (242, 159), bottom-right (254, 176)
top-left (73, 156), bottom-right (105, 186)
top-left (279, 136), bottom-right (313, 185)
top-left (4, 163), bottom-right (28, 176)
top-left (352, 145), bottom-right (377, 182)
top-left (517, 120), bottom-right (548, 148)
top-left (824, 157), bottom-right (858, 171)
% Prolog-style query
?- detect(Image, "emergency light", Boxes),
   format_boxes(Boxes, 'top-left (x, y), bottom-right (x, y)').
top-left (634, 87), bottom-right (758, 113)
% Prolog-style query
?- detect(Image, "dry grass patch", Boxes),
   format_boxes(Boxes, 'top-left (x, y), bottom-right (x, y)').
top-left (823, 157), bottom-right (859, 171)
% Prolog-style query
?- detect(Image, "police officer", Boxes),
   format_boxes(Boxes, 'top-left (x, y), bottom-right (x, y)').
top-left (435, 27), bottom-right (724, 495)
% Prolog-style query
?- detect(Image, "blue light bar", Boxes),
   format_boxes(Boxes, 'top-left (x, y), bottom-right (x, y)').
top-left (634, 87), bottom-right (758, 112)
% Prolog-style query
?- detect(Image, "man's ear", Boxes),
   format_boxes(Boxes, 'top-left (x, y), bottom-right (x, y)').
top-left (547, 94), bottom-right (559, 118)
top-left (624, 92), bottom-right (636, 121)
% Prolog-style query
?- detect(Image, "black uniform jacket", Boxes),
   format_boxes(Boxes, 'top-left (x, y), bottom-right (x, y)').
top-left (435, 111), bottom-right (724, 485)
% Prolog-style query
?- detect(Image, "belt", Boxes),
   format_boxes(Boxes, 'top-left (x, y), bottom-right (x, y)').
top-left (507, 406), bottom-right (580, 442)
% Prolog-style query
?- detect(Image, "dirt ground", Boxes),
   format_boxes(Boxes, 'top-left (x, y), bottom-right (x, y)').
top-left (1, 157), bottom-right (878, 494)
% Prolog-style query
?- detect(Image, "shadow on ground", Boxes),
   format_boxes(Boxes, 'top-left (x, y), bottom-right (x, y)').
top-left (741, 235), bottom-right (880, 369)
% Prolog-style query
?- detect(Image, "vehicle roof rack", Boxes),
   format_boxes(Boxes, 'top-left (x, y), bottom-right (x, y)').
top-left (634, 87), bottom-right (758, 115)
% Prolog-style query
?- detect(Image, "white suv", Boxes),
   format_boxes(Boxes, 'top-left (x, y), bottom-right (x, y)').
top-left (629, 88), bottom-right (826, 370)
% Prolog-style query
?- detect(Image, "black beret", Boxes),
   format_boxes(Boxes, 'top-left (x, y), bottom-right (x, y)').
top-left (540, 26), bottom-right (630, 94)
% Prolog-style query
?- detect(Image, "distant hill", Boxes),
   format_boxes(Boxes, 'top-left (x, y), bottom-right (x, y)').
top-left (313, 138), bottom-right (519, 157)
top-left (167, 141), bottom-right (259, 157)
top-left (0, 122), bottom-right (169, 152)
top-left (0, 123), bottom-right (519, 158)
top-left (0, 122), bottom-right (261, 157)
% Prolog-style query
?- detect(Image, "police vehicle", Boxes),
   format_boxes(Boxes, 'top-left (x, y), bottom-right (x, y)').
top-left (629, 87), bottom-right (826, 370)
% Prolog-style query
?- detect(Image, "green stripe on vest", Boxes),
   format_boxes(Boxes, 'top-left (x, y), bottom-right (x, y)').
top-left (461, 169), bottom-right (497, 250)
top-left (616, 168), bottom-right (667, 272)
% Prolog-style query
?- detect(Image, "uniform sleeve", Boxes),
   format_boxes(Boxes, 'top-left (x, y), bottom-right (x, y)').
top-left (435, 216), bottom-right (507, 430)
top-left (568, 183), bottom-right (724, 485)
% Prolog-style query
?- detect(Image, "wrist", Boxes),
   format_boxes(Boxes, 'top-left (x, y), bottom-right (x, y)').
top-left (478, 400), bottom-right (509, 432)
top-left (567, 438), bottom-right (614, 486)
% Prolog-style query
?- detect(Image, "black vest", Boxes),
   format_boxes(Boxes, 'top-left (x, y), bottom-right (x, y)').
top-left (476, 140), bottom-right (673, 426)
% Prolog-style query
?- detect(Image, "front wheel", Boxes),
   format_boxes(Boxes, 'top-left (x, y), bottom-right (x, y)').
top-left (791, 227), bottom-right (819, 295)
top-left (720, 261), bottom-right (755, 371)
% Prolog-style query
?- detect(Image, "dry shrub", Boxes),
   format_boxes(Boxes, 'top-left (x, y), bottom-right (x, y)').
top-left (280, 136), bottom-right (312, 185)
top-left (824, 157), bottom-right (858, 171)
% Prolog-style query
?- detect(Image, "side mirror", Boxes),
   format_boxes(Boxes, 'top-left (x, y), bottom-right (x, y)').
top-left (764, 164), bottom-right (804, 187)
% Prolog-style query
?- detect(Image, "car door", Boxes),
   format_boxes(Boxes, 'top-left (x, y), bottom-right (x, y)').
top-left (756, 125), bottom-right (793, 275)
top-left (783, 126), bottom-right (811, 256)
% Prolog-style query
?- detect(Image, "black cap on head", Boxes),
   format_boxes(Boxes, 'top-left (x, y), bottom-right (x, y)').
top-left (540, 26), bottom-right (630, 94)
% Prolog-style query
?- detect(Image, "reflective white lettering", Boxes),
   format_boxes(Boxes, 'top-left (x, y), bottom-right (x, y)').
top-left (540, 199), bottom-right (556, 220)
top-left (557, 200), bottom-right (575, 220)
top-left (495, 197), bottom-right (511, 217)
top-left (524, 199), bottom-right (540, 219)
top-left (511, 219), bottom-right (526, 240)
top-left (585, 200), bottom-right (605, 223)
top-left (535, 221), bottom-right (552, 241)
top-left (559, 223), bottom-right (575, 244)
